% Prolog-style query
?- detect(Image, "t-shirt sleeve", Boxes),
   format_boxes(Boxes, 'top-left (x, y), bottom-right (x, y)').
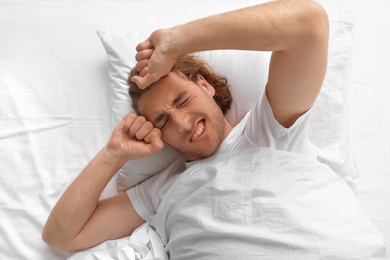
top-left (126, 157), bottom-right (185, 221)
top-left (127, 176), bottom-right (157, 221)
top-left (244, 92), bottom-right (316, 157)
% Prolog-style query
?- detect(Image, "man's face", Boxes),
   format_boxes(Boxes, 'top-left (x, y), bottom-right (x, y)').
top-left (137, 72), bottom-right (232, 161)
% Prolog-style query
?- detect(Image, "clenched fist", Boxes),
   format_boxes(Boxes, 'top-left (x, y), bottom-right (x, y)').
top-left (131, 29), bottom-right (178, 89)
top-left (106, 113), bottom-right (164, 162)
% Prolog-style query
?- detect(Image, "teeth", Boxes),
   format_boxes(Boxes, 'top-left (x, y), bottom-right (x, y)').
top-left (191, 123), bottom-right (205, 140)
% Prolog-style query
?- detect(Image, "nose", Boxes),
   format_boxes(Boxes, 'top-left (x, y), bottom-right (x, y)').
top-left (170, 110), bottom-right (191, 132)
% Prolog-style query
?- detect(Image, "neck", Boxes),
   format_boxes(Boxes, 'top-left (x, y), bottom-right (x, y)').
top-left (223, 118), bottom-right (234, 140)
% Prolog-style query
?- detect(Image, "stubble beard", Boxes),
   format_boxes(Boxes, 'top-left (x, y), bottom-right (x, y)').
top-left (181, 108), bottom-right (226, 162)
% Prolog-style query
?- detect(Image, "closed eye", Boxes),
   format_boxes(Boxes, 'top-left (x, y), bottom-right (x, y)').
top-left (156, 96), bottom-right (190, 129)
top-left (161, 117), bottom-right (169, 129)
top-left (159, 99), bottom-right (188, 129)
top-left (178, 98), bottom-right (189, 108)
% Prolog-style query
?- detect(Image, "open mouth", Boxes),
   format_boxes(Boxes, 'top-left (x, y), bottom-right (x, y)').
top-left (191, 120), bottom-right (205, 142)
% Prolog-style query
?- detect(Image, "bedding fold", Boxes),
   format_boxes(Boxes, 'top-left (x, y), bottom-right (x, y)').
top-left (153, 147), bottom-right (388, 259)
top-left (68, 223), bottom-right (167, 260)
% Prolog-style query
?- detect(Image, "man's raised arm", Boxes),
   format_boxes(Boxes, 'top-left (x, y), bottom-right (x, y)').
top-left (132, 0), bottom-right (328, 127)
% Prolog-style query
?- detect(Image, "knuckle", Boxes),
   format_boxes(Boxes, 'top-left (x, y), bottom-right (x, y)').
top-left (144, 121), bottom-right (153, 129)
top-left (126, 113), bottom-right (137, 121)
top-left (137, 116), bottom-right (147, 124)
top-left (135, 52), bottom-right (142, 61)
top-left (135, 131), bottom-right (144, 140)
top-left (143, 134), bottom-right (152, 144)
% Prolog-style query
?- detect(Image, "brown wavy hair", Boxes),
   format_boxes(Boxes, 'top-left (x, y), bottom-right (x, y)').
top-left (127, 55), bottom-right (232, 115)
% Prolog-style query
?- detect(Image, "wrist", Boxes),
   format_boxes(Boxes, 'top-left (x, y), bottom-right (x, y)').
top-left (155, 27), bottom-right (188, 60)
top-left (102, 145), bottom-right (128, 168)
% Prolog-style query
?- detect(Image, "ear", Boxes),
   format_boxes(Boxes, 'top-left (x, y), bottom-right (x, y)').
top-left (196, 74), bottom-right (216, 96)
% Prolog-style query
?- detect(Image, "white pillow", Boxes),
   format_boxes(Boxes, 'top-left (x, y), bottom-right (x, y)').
top-left (98, 11), bottom-right (358, 191)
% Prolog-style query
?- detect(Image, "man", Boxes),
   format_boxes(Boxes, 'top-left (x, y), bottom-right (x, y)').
top-left (42, 0), bottom-right (329, 253)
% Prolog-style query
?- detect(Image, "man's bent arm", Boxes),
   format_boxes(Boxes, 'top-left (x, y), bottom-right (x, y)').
top-left (42, 114), bottom-right (163, 251)
top-left (42, 148), bottom-right (142, 251)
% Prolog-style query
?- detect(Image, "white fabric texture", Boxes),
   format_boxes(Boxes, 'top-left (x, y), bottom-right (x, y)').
top-left (127, 157), bottom-right (186, 221)
top-left (153, 147), bottom-right (388, 259)
top-left (68, 223), bottom-right (167, 260)
top-left (98, 9), bottom-right (358, 190)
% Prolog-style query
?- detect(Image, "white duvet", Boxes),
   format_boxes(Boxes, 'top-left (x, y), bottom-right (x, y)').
top-left (69, 147), bottom-right (388, 259)
top-left (69, 223), bottom-right (167, 260)
top-left (151, 147), bottom-right (388, 259)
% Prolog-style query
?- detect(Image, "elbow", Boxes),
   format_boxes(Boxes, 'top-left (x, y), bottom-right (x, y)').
top-left (42, 226), bottom-right (54, 248)
top-left (277, 1), bottom-right (329, 50)
top-left (42, 227), bottom-right (77, 252)
top-left (301, 1), bottom-right (329, 40)
top-left (42, 229), bottom-right (64, 251)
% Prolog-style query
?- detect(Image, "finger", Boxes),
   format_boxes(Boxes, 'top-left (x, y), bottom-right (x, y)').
top-left (136, 39), bottom-right (153, 52)
top-left (139, 67), bottom-right (149, 78)
top-left (135, 48), bottom-right (154, 62)
top-left (134, 121), bottom-right (154, 141)
top-left (128, 116), bottom-right (147, 138)
top-left (121, 113), bottom-right (138, 133)
top-left (134, 59), bottom-right (149, 75)
top-left (143, 127), bottom-right (160, 144)
top-left (145, 129), bottom-right (164, 154)
top-left (131, 73), bottom-right (160, 90)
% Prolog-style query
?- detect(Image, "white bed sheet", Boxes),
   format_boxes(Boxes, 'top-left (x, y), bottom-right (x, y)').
top-left (0, 0), bottom-right (389, 259)
top-left (344, 0), bottom-right (390, 252)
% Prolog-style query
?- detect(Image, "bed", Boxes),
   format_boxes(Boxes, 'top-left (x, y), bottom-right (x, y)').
top-left (1, 0), bottom-right (389, 259)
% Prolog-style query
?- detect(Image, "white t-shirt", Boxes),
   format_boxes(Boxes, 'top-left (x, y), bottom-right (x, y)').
top-left (127, 93), bottom-right (316, 221)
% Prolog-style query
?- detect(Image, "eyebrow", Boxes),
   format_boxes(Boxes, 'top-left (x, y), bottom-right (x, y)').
top-left (153, 90), bottom-right (188, 125)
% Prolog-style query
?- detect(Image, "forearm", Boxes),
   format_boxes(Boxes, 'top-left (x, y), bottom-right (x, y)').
top-left (163, 0), bottom-right (327, 56)
top-left (42, 146), bottom-right (126, 248)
